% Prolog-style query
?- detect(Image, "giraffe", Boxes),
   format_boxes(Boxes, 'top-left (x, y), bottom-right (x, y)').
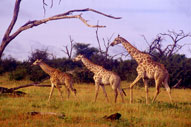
top-left (73, 54), bottom-right (125, 103)
top-left (110, 35), bottom-right (172, 104)
top-left (32, 59), bottom-right (77, 102)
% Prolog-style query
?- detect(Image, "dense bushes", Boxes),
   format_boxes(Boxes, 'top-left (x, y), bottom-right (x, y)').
top-left (9, 66), bottom-right (27, 80)
top-left (164, 55), bottom-right (191, 88)
top-left (0, 48), bottom-right (191, 88)
top-left (0, 57), bottom-right (19, 74)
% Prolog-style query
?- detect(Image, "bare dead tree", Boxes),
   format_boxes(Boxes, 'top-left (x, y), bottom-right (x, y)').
top-left (95, 24), bottom-right (102, 54)
top-left (95, 27), bottom-right (115, 59)
top-left (95, 26), bottom-right (129, 59)
top-left (142, 35), bottom-right (164, 58)
top-left (102, 34), bottom-right (115, 59)
top-left (62, 36), bottom-right (75, 59)
top-left (0, 0), bottom-right (121, 59)
top-left (160, 30), bottom-right (191, 57)
top-left (143, 30), bottom-right (191, 58)
top-left (42, 0), bottom-right (62, 15)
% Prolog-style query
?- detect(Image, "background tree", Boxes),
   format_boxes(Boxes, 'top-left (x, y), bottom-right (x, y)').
top-left (28, 49), bottom-right (52, 63)
top-left (95, 27), bottom-right (114, 59)
top-left (62, 36), bottom-right (75, 60)
top-left (143, 30), bottom-right (191, 61)
top-left (0, 57), bottom-right (19, 74)
top-left (73, 43), bottom-right (99, 58)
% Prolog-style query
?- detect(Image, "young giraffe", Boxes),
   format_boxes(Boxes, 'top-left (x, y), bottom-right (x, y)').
top-left (73, 54), bottom-right (125, 103)
top-left (32, 59), bottom-right (77, 102)
top-left (111, 35), bottom-right (172, 104)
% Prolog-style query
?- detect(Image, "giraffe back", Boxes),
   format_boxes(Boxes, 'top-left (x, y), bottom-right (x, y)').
top-left (138, 59), bottom-right (169, 80)
top-left (51, 69), bottom-right (73, 86)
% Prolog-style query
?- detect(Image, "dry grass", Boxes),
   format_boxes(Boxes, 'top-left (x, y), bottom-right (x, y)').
top-left (0, 75), bottom-right (191, 127)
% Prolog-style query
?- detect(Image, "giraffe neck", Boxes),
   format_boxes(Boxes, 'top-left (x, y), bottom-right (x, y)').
top-left (38, 62), bottom-right (56, 76)
top-left (81, 57), bottom-right (101, 74)
top-left (120, 37), bottom-right (145, 64)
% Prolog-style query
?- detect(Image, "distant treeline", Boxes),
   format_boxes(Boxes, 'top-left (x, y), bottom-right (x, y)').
top-left (0, 43), bottom-right (191, 88)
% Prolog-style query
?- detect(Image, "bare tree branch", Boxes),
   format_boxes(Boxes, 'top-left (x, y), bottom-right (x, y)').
top-left (62, 36), bottom-right (74, 59)
top-left (141, 35), bottom-right (149, 46)
top-left (160, 30), bottom-right (191, 57)
top-left (95, 24), bottom-right (103, 53)
top-left (95, 27), bottom-right (114, 58)
top-left (54, 8), bottom-right (121, 19)
top-left (3, 0), bottom-right (21, 40)
top-left (103, 33), bottom-right (114, 58)
top-left (143, 30), bottom-right (191, 59)
top-left (42, 0), bottom-right (48, 15)
top-left (0, 0), bottom-right (121, 59)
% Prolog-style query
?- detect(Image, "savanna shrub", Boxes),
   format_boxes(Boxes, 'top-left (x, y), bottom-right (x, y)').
top-left (0, 57), bottom-right (19, 74)
top-left (72, 68), bottom-right (94, 83)
top-left (29, 66), bottom-right (48, 82)
top-left (9, 68), bottom-right (27, 80)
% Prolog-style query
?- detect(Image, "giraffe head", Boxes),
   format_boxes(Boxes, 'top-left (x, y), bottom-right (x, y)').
top-left (73, 54), bottom-right (84, 62)
top-left (32, 59), bottom-right (43, 66)
top-left (110, 35), bottom-right (123, 46)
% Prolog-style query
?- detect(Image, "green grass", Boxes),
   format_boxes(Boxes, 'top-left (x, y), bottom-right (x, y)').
top-left (0, 75), bottom-right (191, 127)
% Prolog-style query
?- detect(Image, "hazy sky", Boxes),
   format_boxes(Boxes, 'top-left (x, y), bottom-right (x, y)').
top-left (0, 0), bottom-right (191, 61)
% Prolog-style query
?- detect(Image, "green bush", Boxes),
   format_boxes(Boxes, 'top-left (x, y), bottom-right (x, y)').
top-left (29, 66), bottom-right (48, 82)
top-left (72, 67), bottom-right (94, 83)
top-left (0, 57), bottom-right (19, 74)
top-left (9, 68), bottom-right (27, 81)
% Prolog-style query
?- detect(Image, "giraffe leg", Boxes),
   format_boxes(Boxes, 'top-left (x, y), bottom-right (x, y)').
top-left (117, 87), bottom-right (125, 103)
top-left (143, 78), bottom-right (149, 104)
top-left (65, 80), bottom-right (76, 98)
top-left (67, 88), bottom-right (70, 99)
top-left (163, 79), bottom-right (173, 103)
top-left (72, 88), bottom-right (77, 97)
top-left (152, 79), bottom-right (161, 103)
top-left (94, 83), bottom-right (100, 103)
top-left (56, 85), bottom-right (64, 101)
top-left (63, 85), bottom-right (70, 99)
top-left (48, 83), bottom-right (55, 102)
top-left (70, 84), bottom-right (77, 98)
top-left (114, 88), bottom-right (118, 103)
top-left (101, 85), bottom-right (109, 103)
top-left (129, 75), bottom-right (142, 104)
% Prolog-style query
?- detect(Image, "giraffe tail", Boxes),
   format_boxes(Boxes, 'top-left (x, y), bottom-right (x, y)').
top-left (122, 89), bottom-right (127, 96)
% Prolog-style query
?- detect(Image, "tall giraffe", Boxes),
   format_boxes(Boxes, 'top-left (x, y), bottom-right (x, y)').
top-left (73, 54), bottom-right (125, 103)
top-left (32, 59), bottom-right (77, 101)
top-left (111, 35), bottom-right (172, 104)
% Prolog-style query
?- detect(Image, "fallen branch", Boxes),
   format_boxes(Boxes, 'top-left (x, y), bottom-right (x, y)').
top-left (28, 111), bottom-right (65, 118)
top-left (9, 83), bottom-right (52, 92)
top-left (0, 86), bottom-right (26, 96)
top-left (0, 82), bottom-right (61, 94)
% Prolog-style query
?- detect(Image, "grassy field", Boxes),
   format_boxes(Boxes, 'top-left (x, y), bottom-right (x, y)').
top-left (0, 75), bottom-right (191, 127)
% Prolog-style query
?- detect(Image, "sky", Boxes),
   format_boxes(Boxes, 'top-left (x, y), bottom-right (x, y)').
top-left (0, 0), bottom-right (191, 61)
